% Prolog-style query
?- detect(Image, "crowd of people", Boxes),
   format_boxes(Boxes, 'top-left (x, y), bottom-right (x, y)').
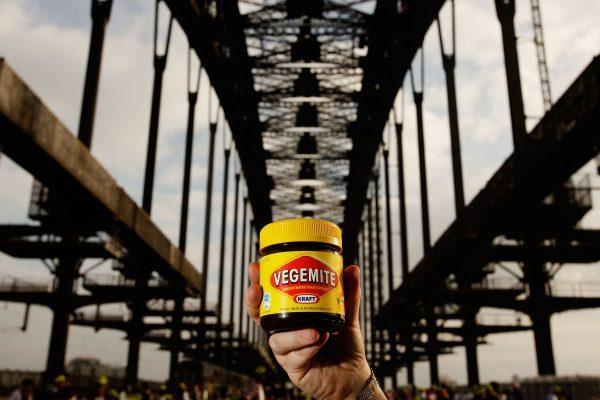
top-left (381, 382), bottom-right (571, 400)
top-left (4, 375), bottom-right (295, 400)
top-left (4, 376), bottom-right (571, 400)
top-left (383, 382), bottom-right (525, 400)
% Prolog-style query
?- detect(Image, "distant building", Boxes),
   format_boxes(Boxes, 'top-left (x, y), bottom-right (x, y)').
top-left (67, 356), bottom-right (124, 380)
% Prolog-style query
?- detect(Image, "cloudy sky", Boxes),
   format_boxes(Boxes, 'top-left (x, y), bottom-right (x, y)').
top-left (1, 0), bottom-right (599, 387)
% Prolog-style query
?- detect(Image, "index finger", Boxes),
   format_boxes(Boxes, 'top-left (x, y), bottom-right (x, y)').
top-left (245, 263), bottom-right (262, 323)
top-left (249, 262), bottom-right (259, 284)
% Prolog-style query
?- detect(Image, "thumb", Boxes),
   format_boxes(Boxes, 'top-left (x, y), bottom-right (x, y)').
top-left (342, 265), bottom-right (361, 328)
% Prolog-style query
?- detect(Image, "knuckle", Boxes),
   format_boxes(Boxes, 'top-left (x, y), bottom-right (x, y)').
top-left (288, 331), bottom-right (303, 347)
top-left (268, 329), bottom-right (315, 356)
top-left (269, 336), bottom-right (282, 353)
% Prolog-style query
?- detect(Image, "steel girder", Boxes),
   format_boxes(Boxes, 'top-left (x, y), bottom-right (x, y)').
top-left (165, 0), bottom-right (273, 228)
top-left (243, 0), bottom-right (370, 224)
top-left (378, 56), bottom-right (600, 326)
top-left (344, 0), bottom-right (445, 260)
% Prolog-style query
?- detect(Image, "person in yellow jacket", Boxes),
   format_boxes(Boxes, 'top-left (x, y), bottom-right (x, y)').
top-left (89, 375), bottom-right (118, 400)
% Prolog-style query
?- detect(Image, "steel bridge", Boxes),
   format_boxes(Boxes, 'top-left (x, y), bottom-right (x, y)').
top-left (0, 0), bottom-right (599, 391)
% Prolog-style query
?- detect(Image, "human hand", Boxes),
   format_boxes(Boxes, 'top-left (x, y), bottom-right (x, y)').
top-left (245, 263), bottom-right (385, 400)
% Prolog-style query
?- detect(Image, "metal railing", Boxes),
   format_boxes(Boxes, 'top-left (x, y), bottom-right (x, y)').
top-left (446, 277), bottom-right (525, 292)
top-left (548, 279), bottom-right (600, 298)
top-left (73, 311), bottom-right (127, 322)
top-left (542, 174), bottom-right (592, 209)
top-left (474, 277), bottom-right (526, 291)
top-left (0, 276), bottom-right (54, 292)
top-left (476, 312), bottom-right (530, 326)
top-left (82, 274), bottom-right (167, 288)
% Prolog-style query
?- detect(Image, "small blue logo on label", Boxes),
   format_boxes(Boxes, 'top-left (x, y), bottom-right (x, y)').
top-left (263, 292), bottom-right (271, 311)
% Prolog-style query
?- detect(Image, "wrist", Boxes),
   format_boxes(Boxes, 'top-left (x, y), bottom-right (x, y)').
top-left (372, 386), bottom-right (387, 400)
top-left (354, 369), bottom-right (384, 400)
top-left (341, 363), bottom-right (373, 400)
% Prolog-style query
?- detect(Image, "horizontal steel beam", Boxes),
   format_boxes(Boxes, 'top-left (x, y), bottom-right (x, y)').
top-left (0, 239), bottom-right (112, 259)
top-left (0, 291), bottom-right (182, 309)
top-left (0, 60), bottom-right (202, 294)
top-left (71, 318), bottom-right (229, 333)
top-left (490, 242), bottom-right (600, 263)
top-left (409, 324), bottom-right (532, 336)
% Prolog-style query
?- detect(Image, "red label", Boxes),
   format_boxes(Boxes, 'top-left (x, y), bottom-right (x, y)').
top-left (270, 255), bottom-right (339, 303)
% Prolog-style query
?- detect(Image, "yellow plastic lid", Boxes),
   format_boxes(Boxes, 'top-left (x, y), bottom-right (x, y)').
top-left (260, 218), bottom-right (342, 250)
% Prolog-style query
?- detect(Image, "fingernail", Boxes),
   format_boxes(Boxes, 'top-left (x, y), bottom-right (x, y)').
top-left (307, 329), bottom-right (320, 342)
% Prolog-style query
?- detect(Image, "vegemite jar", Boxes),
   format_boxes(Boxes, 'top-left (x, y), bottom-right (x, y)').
top-left (259, 218), bottom-right (345, 334)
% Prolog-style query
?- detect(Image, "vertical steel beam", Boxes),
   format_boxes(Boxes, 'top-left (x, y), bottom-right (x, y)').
top-left (497, 0), bottom-right (554, 374)
top-left (200, 121), bottom-right (218, 312)
top-left (142, 9), bottom-right (173, 214)
top-left (168, 296), bottom-right (183, 388)
top-left (463, 310), bottom-right (480, 385)
top-left (373, 175), bottom-right (384, 379)
top-left (216, 148), bottom-right (232, 349)
top-left (456, 277), bottom-right (480, 386)
top-left (363, 225), bottom-right (371, 358)
top-left (382, 148), bottom-right (397, 387)
top-left (493, 38), bottom-right (556, 384)
top-left (77, 0), bottom-right (113, 147)
top-left (44, 252), bottom-right (79, 384)
top-left (412, 66), bottom-right (438, 382)
top-left (524, 259), bottom-right (556, 375)
top-left (363, 221), bottom-right (371, 359)
top-left (495, 0), bottom-right (528, 150)
top-left (374, 175), bottom-right (384, 312)
top-left (169, 66), bottom-right (200, 385)
top-left (395, 120), bottom-right (414, 384)
top-left (442, 58), bottom-right (465, 215)
top-left (394, 122), bottom-right (409, 281)
top-left (413, 89), bottom-right (431, 253)
top-left (128, 2), bottom-right (172, 387)
top-left (382, 150), bottom-right (394, 299)
top-left (178, 76), bottom-right (200, 252)
top-left (125, 270), bottom-right (148, 386)
top-left (43, 0), bottom-right (114, 385)
top-left (396, 121), bottom-right (414, 384)
top-left (426, 308), bottom-right (440, 385)
top-left (228, 173), bottom-right (241, 339)
top-left (359, 229), bottom-right (367, 348)
top-left (436, 2), bottom-right (465, 216)
top-left (437, 9), bottom-right (473, 382)
top-left (21, 303), bottom-right (31, 332)
top-left (245, 220), bottom-right (254, 342)
top-left (457, 278), bottom-right (480, 386)
top-left (238, 197), bottom-right (248, 339)
top-left (405, 328), bottom-right (415, 385)
top-left (366, 197), bottom-right (376, 364)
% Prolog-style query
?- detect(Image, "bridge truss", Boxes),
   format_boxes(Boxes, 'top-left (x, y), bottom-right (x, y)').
top-left (0, 0), bottom-right (599, 392)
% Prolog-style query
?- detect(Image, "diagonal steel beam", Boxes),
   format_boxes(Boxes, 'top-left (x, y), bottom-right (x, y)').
top-left (0, 60), bottom-right (202, 294)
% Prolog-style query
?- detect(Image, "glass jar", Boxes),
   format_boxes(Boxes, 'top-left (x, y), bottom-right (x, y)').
top-left (259, 218), bottom-right (345, 334)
